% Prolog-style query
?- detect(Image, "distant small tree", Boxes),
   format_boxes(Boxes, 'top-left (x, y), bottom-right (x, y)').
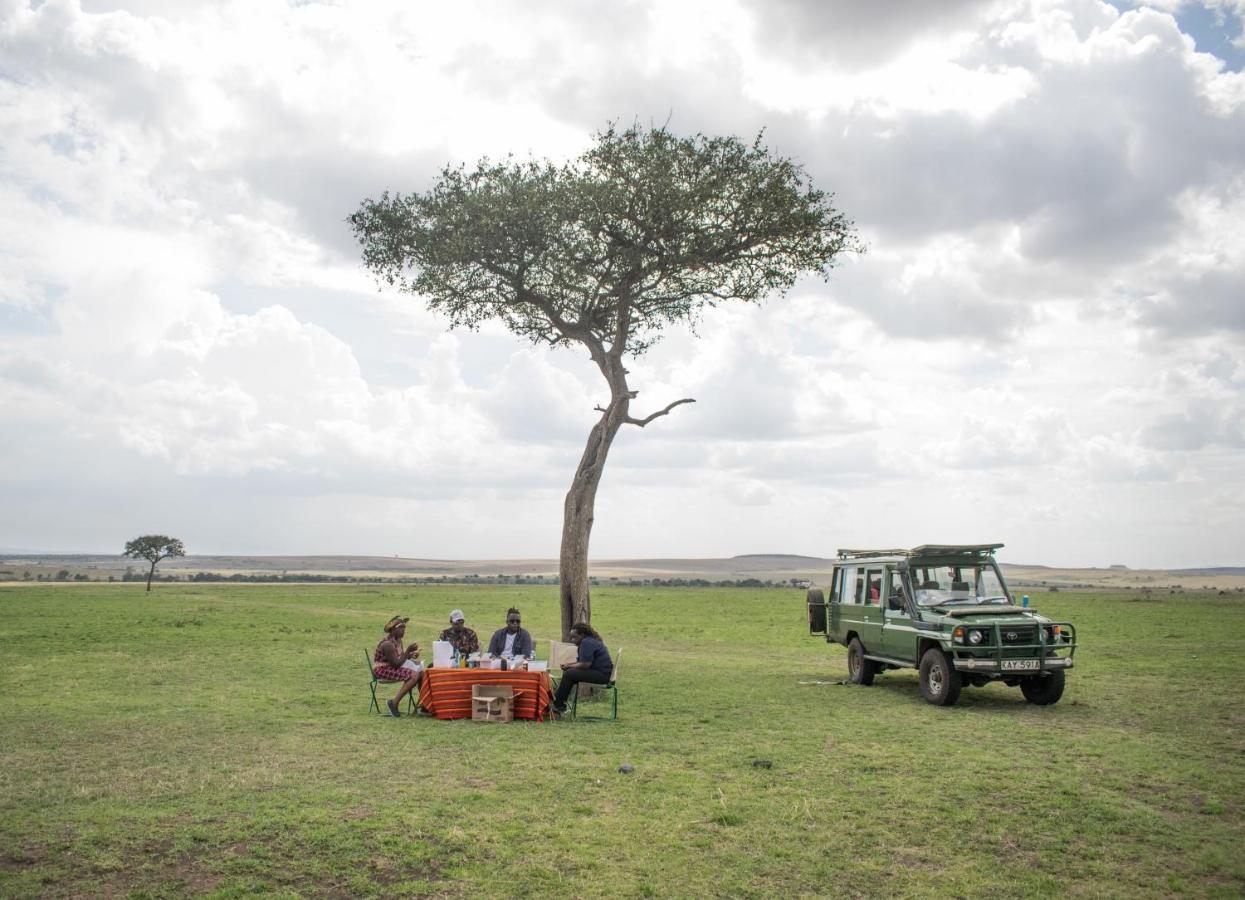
top-left (123, 535), bottom-right (186, 592)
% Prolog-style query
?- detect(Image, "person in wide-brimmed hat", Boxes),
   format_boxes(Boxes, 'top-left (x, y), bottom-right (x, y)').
top-left (373, 616), bottom-right (423, 717)
top-left (438, 608), bottom-right (479, 656)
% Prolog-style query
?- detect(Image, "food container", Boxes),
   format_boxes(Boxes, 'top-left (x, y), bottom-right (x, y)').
top-left (431, 641), bottom-right (454, 668)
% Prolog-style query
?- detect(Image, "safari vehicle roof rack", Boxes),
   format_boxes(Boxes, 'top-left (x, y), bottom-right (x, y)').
top-left (908, 543), bottom-right (1004, 558)
top-left (836, 544), bottom-right (1004, 561)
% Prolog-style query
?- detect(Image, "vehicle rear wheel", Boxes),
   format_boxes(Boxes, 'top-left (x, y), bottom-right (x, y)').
top-left (847, 637), bottom-right (878, 686)
top-left (1020, 669), bottom-right (1065, 705)
top-left (918, 647), bottom-right (961, 706)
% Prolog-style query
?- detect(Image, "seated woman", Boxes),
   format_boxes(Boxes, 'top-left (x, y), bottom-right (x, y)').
top-left (487, 607), bottom-right (533, 659)
top-left (552, 621), bottom-right (613, 714)
top-left (374, 616), bottom-right (423, 717)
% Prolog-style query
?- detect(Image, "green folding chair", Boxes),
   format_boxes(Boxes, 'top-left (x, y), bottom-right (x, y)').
top-left (569, 648), bottom-right (621, 721)
top-left (365, 651), bottom-right (416, 715)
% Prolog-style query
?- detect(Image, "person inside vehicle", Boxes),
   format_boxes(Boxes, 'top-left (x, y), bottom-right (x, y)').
top-left (373, 615), bottom-right (423, 717)
top-left (438, 608), bottom-right (480, 655)
top-left (552, 621), bottom-right (614, 715)
top-left (487, 607), bottom-right (533, 659)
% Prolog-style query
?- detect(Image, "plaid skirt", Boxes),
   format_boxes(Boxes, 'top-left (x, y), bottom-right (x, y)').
top-left (374, 665), bottom-right (419, 682)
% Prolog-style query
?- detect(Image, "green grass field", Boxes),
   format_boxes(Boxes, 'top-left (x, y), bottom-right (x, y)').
top-left (1, 584), bottom-right (1242, 898)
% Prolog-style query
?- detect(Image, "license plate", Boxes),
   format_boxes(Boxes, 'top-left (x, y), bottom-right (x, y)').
top-left (1001, 659), bottom-right (1040, 671)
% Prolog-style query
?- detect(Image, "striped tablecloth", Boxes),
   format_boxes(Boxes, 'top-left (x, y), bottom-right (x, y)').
top-left (418, 668), bottom-right (553, 721)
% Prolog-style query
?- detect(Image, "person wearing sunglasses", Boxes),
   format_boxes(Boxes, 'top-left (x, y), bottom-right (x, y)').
top-left (486, 606), bottom-right (533, 659)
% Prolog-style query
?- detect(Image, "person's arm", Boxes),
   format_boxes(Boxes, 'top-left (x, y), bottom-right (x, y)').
top-left (561, 639), bottom-right (593, 671)
top-left (466, 630), bottom-right (480, 654)
top-left (519, 630), bottom-right (533, 657)
top-left (379, 639), bottom-right (406, 667)
top-left (487, 630), bottom-right (502, 656)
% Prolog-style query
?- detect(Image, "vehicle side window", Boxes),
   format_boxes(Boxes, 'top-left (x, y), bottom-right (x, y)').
top-left (853, 569), bottom-right (865, 604)
top-left (885, 569), bottom-right (905, 611)
top-left (838, 566), bottom-right (857, 604)
top-left (864, 568), bottom-right (881, 605)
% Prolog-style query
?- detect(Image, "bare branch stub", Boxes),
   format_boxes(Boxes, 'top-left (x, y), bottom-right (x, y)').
top-left (625, 398), bottom-right (696, 428)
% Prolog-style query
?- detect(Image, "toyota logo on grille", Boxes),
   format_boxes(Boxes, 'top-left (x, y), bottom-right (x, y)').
top-left (1006, 631), bottom-right (1018, 641)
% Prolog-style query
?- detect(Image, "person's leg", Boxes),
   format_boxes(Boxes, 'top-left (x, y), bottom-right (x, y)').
top-left (394, 672), bottom-right (419, 702)
top-left (554, 668), bottom-right (609, 710)
top-left (553, 668), bottom-right (583, 708)
top-left (385, 671), bottom-right (420, 716)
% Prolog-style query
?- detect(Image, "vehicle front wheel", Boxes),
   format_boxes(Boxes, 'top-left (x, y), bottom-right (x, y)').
top-left (918, 648), bottom-right (961, 706)
top-left (1020, 670), bottom-right (1065, 705)
top-left (847, 638), bottom-right (878, 686)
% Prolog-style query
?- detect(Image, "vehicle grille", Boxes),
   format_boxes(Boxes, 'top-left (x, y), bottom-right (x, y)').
top-left (999, 626), bottom-right (1037, 645)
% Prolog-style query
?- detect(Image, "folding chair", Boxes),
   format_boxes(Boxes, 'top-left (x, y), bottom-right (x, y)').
top-left (365, 651), bottom-right (416, 715)
top-left (569, 648), bottom-right (621, 721)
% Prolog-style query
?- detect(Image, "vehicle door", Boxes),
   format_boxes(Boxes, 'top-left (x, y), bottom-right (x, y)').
top-left (879, 566), bottom-right (917, 662)
top-left (828, 566), bottom-right (846, 638)
top-left (853, 566), bottom-right (884, 651)
top-left (831, 565), bottom-right (863, 645)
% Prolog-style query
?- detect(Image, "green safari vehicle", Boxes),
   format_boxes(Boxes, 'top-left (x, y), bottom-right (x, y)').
top-left (806, 544), bottom-right (1077, 706)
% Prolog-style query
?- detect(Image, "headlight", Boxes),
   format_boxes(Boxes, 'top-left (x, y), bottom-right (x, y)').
top-left (968, 629), bottom-right (984, 645)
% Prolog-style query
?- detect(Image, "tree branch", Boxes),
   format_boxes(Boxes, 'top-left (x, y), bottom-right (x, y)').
top-left (624, 397), bottom-right (696, 427)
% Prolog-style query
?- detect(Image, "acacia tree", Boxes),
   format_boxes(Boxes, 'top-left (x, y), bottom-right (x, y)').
top-left (123, 535), bottom-right (186, 592)
top-left (351, 124), bottom-right (858, 638)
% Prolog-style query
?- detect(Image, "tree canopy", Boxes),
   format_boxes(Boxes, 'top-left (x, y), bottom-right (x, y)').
top-left (123, 535), bottom-right (185, 592)
top-left (351, 123), bottom-right (859, 635)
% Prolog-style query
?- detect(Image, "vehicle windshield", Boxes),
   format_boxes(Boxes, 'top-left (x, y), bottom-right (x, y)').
top-left (909, 563), bottom-right (1010, 607)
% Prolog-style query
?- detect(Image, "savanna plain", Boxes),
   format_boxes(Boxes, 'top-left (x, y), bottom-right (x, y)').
top-left (1, 584), bottom-right (1242, 898)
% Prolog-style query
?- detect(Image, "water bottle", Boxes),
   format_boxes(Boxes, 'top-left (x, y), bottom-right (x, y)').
top-left (1022, 594), bottom-right (1030, 608)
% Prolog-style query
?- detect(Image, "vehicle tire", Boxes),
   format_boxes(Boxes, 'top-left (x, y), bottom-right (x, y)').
top-left (1020, 670), bottom-right (1065, 706)
top-left (918, 647), bottom-right (961, 706)
top-left (847, 637), bottom-right (878, 686)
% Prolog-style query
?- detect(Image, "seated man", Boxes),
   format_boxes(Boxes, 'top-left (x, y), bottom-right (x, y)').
top-left (487, 607), bottom-right (533, 659)
top-left (373, 615), bottom-right (422, 717)
top-left (438, 608), bottom-right (480, 655)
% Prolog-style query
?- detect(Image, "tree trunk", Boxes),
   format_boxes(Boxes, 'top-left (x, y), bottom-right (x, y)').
top-left (558, 387), bottom-right (629, 640)
top-left (146, 560), bottom-right (156, 592)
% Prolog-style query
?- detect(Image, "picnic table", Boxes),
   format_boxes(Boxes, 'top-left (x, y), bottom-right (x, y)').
top-left (418, 668), bottom-right (553, 721)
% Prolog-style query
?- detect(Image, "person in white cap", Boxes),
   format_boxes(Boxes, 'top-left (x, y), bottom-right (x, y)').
top-left (438, 608), bottom-right (479, 655)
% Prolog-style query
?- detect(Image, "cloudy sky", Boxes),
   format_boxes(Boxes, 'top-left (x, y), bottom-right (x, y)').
top-left (2, 0), bottom-right (1243, 567)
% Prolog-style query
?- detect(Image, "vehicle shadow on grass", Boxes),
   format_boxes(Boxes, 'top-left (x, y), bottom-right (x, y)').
top-left (861, 672), bottom-right (1041, 710)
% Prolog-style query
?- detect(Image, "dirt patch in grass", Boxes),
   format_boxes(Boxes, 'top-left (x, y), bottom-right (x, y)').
top-left (1, 843), bottom-right (45, 871)
top-left (5, 826), bottom-right (458, 899)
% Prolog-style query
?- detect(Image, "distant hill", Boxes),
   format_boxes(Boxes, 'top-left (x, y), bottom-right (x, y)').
top-left (2, 553), bottom-right (1243, 590)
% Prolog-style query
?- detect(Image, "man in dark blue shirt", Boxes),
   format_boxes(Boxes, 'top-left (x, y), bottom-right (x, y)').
top-left (552, 621), bottom-right (613, 714)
